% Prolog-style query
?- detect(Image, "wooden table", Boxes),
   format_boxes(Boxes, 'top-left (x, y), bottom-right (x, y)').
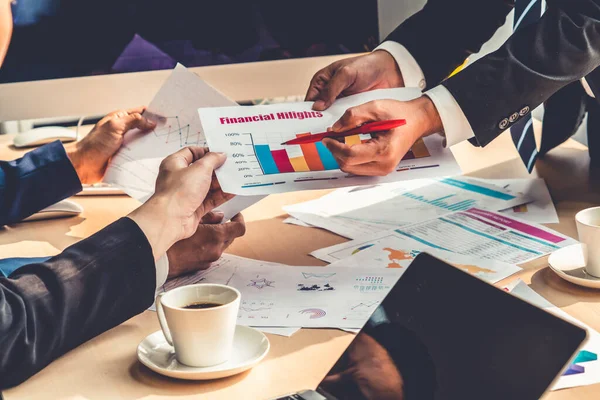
top-left (3, 59), bottom-right (600, 399)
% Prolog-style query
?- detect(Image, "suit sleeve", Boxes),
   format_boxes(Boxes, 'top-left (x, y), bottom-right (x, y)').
top-left (384, 0), bottom-right (513, 88)
top-left (0, 217), bottom-right (156, 389)
top-left (0, 141), bottom-right (82, 226)
top-left (443, 0), bottom-right (600, 146)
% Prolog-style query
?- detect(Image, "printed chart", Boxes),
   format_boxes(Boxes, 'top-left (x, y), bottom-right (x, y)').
top-left (284, 177), bottom-right (528, 240)
top-left (201, 88), bottom-right (461, 195)
top-left (105, 64), bottom-right (237, 201)
top-left (327, 234), bottom-right (521, 284)
top-left (159, 254), bottom-right (403, 328)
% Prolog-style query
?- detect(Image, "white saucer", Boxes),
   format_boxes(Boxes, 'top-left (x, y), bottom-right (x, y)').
top-left (548, 244), bottom-right (600, 289)
top-left (137, 325), bottom-right (270, 380)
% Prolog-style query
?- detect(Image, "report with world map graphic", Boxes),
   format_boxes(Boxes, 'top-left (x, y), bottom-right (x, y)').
top-left (312, 208), bottom-right (577, 265)
top-left (326, 235), bottom-right (521, 284)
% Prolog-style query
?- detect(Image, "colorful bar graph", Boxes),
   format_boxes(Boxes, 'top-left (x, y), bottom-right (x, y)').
top-left (271, 149), bottom-right (295, 173)
top-left (255, 144), bottom-right (279, 174)
top-left (315, 142), bottom-right (339, 170)
top-left (289, 156), bottom-right (310, 172)
top-left (297, 133), bottom-right (325, 171)
top-left (253, 132), bottom-right (342, 174)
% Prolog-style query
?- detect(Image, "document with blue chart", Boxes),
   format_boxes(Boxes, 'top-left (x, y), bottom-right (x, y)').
top-left (284, 177), bottom-right (530, 239)
top-left (200, 88), bottom-right (461, 195)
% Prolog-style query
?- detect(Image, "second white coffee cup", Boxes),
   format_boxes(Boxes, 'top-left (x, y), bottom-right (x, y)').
top-left (155, 284), bottom-right (240, 367)
top-left (576, 206), bottom-right (600, 277)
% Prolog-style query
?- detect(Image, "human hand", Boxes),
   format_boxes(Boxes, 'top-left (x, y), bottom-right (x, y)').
top-left (66, 107), bottom-right (156, 184)
top-left (305, 51), bottom-right (404, 111)
top-left (166, 213), bottom-right (246, 279)
top-left (128, 147), bottom-right (234, 259)
top-left (324, 97), bottom-right (442, 176)
top-left (321, 333), bottom-right (405, 400)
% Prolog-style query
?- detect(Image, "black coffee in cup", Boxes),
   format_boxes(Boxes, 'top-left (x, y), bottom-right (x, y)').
top-left (183, 302), bottom-right (221, 310)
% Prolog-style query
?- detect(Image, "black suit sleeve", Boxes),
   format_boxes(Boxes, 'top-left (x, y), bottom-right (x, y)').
top-left (0, 141), bottom-right (82, 225)
top-left (0, 217), bottom-right (156, 389)
top-left (443, 0), bottom-right (600, 146)
top-left (384, 0), bottom-right (513, 87)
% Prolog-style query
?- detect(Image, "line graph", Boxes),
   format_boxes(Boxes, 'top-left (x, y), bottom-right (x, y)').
top-left (152, 116), bottom-right (203, 147)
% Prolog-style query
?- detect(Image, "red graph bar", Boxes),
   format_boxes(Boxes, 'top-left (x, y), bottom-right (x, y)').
top-left (271, 149), bottom-right (295, 173)
top-left (296, 133), bottom-right (325, 171)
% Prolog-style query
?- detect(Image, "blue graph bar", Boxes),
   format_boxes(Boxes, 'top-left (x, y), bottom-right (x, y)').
top-left (255, 145), bottom-right (280, 175)
top-left (315, 142), bottom-right (340, 170)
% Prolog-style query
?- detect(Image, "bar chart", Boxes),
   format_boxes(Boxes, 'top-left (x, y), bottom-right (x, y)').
top-left (401, 192), bottom-right (477, 211)
top-left (252, 134), bottom-right (431, 175)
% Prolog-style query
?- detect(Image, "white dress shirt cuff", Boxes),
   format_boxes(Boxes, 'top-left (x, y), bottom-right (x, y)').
top-left (374, 41), bottom-right (427, 90)
top-left (155, 254), bottom-right (169, 290)
top-left (425, 85), bottom-right (475, 147)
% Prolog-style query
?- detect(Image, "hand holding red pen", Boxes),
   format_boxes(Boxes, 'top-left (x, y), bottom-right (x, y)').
top-left (322, 98), bottom-right (443, 176)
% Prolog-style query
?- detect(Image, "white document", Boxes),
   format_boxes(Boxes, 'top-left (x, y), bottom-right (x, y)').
top-left (506, 280), bottom-right (600, 390)
top-left (162, 254), bottom-right (402, 329)
top-left (200, 88), bottom-right (461, 195)
top-left (473, 178), bottom-right (558, 224)
top-left (312, 208), bottom-right (577, 264)
top-left (155, 255), bottom-right (299, 337)
top-left (285, 177), bottom-right (529, 239)
top-left (103, 64), bottom-right (264, 220)
top-left (327, 235), bottom-right (521, 284)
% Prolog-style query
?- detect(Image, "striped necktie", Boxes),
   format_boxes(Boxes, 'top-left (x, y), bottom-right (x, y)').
top-left (510, 0), bottom-right (544, 172)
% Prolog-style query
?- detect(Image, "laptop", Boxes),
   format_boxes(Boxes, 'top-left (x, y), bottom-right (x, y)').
top-left (274, 253), bottom-right (587, 400)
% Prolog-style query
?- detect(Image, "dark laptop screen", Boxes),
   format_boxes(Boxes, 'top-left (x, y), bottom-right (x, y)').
top-left (317, 253), bottom-right (586, 400)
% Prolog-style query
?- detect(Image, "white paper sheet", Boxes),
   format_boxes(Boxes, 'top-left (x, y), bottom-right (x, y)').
top-left (161, 254), bottom-right (402, 329)
top-left (200, 88), bottom-right (461, 195)
top-left (473, 178), bottom-right (558, 224)
top-left (506, 280), bottom-right (600, 390)
top-left (285, 177), bottom-right (529, 239)
top-left (327, 235), bottom-right (521, 284)
top-left (103, 64), bottom-right (264, 220)
top-left (312, 208), bottom-right (577, 264)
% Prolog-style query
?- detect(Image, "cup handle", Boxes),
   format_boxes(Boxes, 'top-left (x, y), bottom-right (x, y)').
top-left (155, 292), bottom-right (174, 346)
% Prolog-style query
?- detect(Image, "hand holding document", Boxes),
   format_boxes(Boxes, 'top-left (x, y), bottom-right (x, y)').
top-left (200, 88), bottom-right (461, 195)
top-left (103, 64), bottom-right (264, 220)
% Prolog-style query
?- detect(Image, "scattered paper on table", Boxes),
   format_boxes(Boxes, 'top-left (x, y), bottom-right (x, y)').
top-left (159, 254), bottom-right (402, 329)
top-left (104, 64), bottom-right (264, 220)
top-left (285, 177), bottom-right (529, 239)
top-left (473, 178), bottom-right (558, 224)
top-left (312, 208), bottom-right (577, 264)
top-left (507, 280), bottom-right (600, 390)
top-left (283, 217), bottom-right (313, 228)
top-left (200, 88), bottom-right (461, 195)
top-left (327, 235), bottom-right (521, 284)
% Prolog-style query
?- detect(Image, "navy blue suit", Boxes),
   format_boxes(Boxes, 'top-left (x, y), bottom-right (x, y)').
top-left (0, 142), bottom-right (157, 388)
top-left (0, 140), bottom-right (82, 226)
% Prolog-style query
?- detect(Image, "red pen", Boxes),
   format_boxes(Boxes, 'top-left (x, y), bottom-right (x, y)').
top-left (281, 119), bottom-right (406, 145)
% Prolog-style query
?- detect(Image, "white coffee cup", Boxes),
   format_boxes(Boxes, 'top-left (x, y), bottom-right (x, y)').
top-left (155, 284), bottom-right (240, 367)
top-left (575, 206), bottom-right (600, 277)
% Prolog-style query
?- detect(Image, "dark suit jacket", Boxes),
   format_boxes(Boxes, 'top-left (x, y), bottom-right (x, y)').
top-left (385, 0), bottom-right (600, 147)
top-left (0, 217), bottom-right (156, 389)
top-left (0, 140), bottom-right (82, 226)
